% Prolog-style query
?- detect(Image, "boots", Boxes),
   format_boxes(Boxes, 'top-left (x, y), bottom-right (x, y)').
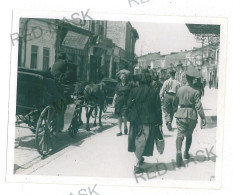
top-left (124, 126), bottom-right (128, 134)
top-left (176, 152), bottom-right (183, 167)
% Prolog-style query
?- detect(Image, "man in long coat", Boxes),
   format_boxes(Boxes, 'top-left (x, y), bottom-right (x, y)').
top-left (127, 69), bottom-right (162, 174)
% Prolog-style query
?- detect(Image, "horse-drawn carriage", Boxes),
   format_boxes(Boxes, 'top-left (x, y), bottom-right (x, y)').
top-left (16, 67), bottom-right (75, 156)
top-left (16, 68), bottom-right (109, 156)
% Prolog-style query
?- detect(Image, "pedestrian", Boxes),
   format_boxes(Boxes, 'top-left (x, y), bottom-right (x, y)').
top-left (193, 77), bottom-right (204, 97)
top-left (160, 70), bottom-right (180, 131)
top-left (173, 66), bottom-right (206, 167)
top-left (112, 72), bottom-right (132, 136)
top-left (151, 74), bottom-right (163, 93)
top-left (209, 79), bottom-right (212, 89)
top-left (203, 79), bottom-right (207, 88)
top-left (127, 69), bottom-right (163, 174)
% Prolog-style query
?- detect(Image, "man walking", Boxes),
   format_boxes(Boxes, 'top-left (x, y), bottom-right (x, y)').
top-left (160, 70), bottom-right (180, 131)
top-left (173, 66), bottom-right (206, 167)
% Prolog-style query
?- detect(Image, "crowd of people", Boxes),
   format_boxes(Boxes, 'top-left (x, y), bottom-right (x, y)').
top-left (50, 52), bottom-right (207, 174)
top-left (112, 66), bottom-right (206, 174)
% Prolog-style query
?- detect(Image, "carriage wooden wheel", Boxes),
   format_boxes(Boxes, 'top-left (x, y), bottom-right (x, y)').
top-left (35, 105), bottom-right (57, 156)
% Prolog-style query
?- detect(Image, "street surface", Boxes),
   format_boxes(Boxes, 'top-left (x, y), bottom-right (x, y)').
top-left (14, 88), bottom-right (217, 181)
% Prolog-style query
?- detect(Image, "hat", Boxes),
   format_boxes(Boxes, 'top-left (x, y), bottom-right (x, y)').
top-left (138, 69), bottom-right (152, 84)
top-left (169, 69), bottom-right (176, 75)
top-left (185, 66), bottom-right (200, 78)
top-left (116, 69), bottom-right (131, 78)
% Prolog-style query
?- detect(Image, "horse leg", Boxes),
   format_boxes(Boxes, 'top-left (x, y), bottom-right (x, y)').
top-left (86, 106), bottom-right (94, 131)
top-left (99, 104), bottom-right (103, 126)
top-left (93, 106), bottom-right (98, 127)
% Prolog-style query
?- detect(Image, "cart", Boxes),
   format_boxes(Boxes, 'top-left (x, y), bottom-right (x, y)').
top-left (16, 68), bottom-right (74, 156)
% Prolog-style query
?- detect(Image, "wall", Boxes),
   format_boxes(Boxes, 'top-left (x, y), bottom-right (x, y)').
top-left (106, 21), bottom-right (126, 50)
top-left (21, 19), bottom-right (56, 70)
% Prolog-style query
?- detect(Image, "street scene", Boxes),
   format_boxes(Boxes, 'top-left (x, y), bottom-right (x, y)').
top-left (14, 18), bottom-right (219, 181)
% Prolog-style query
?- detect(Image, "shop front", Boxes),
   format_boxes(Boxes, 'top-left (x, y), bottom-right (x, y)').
top-left (55, 20), bottom-right (93, 81)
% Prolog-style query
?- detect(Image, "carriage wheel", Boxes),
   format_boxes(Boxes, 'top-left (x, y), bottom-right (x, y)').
top-left (35, 105), bottom-right (56, 156)
top-left (68, 107), bottom-right (80, 138)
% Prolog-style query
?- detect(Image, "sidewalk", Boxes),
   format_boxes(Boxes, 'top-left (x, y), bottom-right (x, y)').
top-left (14, 104), bottom-right (118, 174)
top-left (28, 88), bottom-right (217, 181)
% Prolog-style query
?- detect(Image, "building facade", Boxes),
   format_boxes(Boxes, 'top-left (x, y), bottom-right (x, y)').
top-left (18, 19), bottom-right (139, 82)
top-left (137, 45), bottom-right (219, 87)
top-left (18, 18), bottom-right (57, 71)
top-left (106, 21), bottom-right (139, 74)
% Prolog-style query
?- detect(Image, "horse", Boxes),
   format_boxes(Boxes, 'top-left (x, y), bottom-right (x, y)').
top-left (84, 82), bottom-right (106, 131)
top-left (68, 81), bottom-right (106, 136)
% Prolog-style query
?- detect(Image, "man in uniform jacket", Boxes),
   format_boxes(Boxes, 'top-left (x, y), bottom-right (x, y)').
top-left (173, 66), bottom-right (206, 167)
top-left (127, 69), bottom-right (162, 174)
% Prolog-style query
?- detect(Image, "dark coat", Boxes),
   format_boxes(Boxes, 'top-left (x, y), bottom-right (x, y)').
top-left (127, 84), bottom-right (162, 125)
top-left (51, 60), bottom-right (77, 83)
top-left (51, 59), bottom-right (68, 77)
top-left (114, 82), bottom-right (133, 115)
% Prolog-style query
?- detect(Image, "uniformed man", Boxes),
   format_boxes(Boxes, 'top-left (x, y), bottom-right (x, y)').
top-left (160, 70), bottom-right (180, 131)
top-left (173, 66), bottom-right (206, 167)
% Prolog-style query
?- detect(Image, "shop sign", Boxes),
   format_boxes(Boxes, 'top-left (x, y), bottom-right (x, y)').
top-left (62, 31), bottom-right (89, 50)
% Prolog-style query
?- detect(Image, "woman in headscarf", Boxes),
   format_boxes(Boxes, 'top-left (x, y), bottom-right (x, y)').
top-left (112, 72), bottom-right (132, 136)
top-left (127, 69), bottom-right (163, 174)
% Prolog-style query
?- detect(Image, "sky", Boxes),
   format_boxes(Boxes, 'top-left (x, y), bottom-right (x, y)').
top-left (130, 22), bottom-right (202, 56)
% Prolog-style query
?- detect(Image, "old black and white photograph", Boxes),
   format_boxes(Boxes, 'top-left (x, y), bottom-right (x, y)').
top-left (5, 11), bottom-right (227, 189)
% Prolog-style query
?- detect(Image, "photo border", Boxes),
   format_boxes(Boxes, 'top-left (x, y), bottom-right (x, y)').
top-left (5, 9), bottom-right (228, 189)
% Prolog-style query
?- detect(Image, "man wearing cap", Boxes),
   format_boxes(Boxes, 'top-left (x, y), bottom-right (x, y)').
top-left (51, 52), bottom-right (74, 84)
top-left (173, 66), bottom-right (206, 167)
top-left (160, 70), bottom-right (180, 131)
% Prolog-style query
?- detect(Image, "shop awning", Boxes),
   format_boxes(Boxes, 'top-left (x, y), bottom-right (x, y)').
top-left (186, 24), bottom-right (220, 35)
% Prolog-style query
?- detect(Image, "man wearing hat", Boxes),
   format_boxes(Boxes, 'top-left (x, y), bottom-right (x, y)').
top-left (173, 66), bottom-right (206, 167)
top-left (51, 52), bottom-right (73, 84)
top-left (160, 69), bottom-right (180, 131)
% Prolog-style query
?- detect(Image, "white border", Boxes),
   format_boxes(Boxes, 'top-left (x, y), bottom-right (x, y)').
top-left (6, 9), bottom-right (228, 190)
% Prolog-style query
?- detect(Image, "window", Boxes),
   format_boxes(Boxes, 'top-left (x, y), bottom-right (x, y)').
top-left (30, 45), bottom-right (38, 69)
top-left (43, 47), bottom-right (50, 71)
